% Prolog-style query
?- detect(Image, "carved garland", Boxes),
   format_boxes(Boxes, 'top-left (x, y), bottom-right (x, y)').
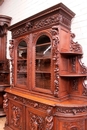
top-left (12, 14), bottom-right (71, 38)
top-left (55, 105), bottom-right (87, 115)
top-left (51, 26), bottom-right (60, 97)
top-left (9, 94), bottom-right (51, 110)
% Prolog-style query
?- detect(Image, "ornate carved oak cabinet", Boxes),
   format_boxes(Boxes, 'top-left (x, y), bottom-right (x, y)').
top-left (3, 3), bottom-right (87, 130)
top-left (0, 15), bottom-right (11, 116)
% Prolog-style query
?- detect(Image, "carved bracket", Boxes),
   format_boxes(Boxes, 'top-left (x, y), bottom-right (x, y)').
top-left (70, 33), bottom-right (82, 53)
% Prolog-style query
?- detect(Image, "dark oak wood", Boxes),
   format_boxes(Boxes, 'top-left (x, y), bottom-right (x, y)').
top-left (0, 15), bottom-right (11, 116)
top-left (3, 3), bottom-right (87, 130)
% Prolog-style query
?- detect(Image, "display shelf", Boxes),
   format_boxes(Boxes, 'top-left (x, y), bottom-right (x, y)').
top-left (60, 73), bottom-right (87, 77)
top-left (60, 51), bottom-right (83, 56)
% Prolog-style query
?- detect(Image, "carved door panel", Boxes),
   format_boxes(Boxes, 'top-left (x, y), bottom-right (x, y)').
top-left (55, 117), bottom-right (85, 130)
top-left (26, 106), bottom-right (46, 130)
top-left (9, 100), bottom-right (25, 130)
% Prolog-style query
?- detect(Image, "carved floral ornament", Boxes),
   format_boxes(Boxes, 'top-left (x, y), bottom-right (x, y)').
top-left (51, 26), bottom-right (60, 97)
top-left (12, 13), bottom-right (71, 38)
top-left (55, 105), bottom-right (87, 115)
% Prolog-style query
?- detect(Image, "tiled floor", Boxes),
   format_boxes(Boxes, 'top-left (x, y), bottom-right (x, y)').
top-left (0, 116), bottom-right (6, 130)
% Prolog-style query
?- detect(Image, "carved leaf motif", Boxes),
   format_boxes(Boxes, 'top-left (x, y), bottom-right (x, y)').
top-left (51, 26), bottom-right (60, 97)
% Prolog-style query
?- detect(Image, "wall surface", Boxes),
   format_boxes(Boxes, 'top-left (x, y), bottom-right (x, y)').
top-left (0, 0), bottom-right (87, 66)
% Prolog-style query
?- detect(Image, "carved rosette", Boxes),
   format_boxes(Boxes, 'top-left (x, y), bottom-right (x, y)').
top-left (3, 93), bottom-right (9, 126)
top-left (30, 112), bottom-right (44, 130)
top-left (51, 26), bottom-right (60, 97)
top-left (70, 33), bottom-right (82, 52)
top-left (45, 107), bottom-right (53, 130)
top-left (9, 39), bottom-right (14, 87)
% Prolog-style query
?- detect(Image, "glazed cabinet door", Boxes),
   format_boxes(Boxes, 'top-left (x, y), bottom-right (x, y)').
top-left (32, 30), bottom-right (55, 95)
top-left (8, 99), bottom-right (25, 130)
top-left (13, 35), bottom-right (31, 90)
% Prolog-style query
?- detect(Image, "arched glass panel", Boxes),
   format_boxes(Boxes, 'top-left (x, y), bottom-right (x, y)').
top-left (35, 35), bottom-right (51, 90)
top-left (17, 40), bottom-right (27, 85)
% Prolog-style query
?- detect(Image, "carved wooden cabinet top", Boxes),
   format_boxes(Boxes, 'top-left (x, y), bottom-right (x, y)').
top-left (3, 3), bottom-right (87, 130)
top-left (8, 2), bottom-right (75, 38)
top-left (6, 2), bottom-right (87, 105)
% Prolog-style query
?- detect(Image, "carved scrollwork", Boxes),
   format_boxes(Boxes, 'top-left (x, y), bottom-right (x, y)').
top-left (70, 33), bottom-right (82, 52)
top-left (3, 93), bottom-right (9, 126)
top-left (45, 107), bottom-right (53, 130)
top-left (51, 26), bottom-right (60, 97)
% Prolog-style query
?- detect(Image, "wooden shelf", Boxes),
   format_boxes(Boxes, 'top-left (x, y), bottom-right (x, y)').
top-left (36, 42), bottom-right (51, 47)
top-left (36, 56), bottom-right (51, 59)
top-left (60, 51), bottom-right (83, 56)
top-left (0, 71), bottom-right (9, 73)
top-left (60, 73), bottom-right (87, 77)
top-left (36, 71), bottom-right (51, 73)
